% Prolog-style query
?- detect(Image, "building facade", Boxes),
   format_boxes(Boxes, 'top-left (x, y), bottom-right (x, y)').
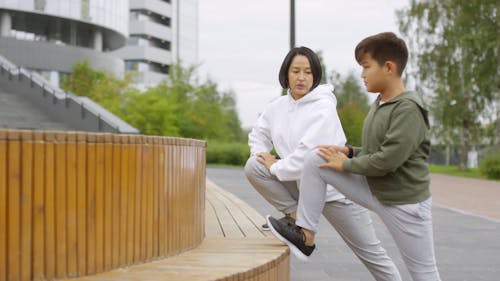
top-left (0, 0), bottom-right (198, 87)
top-left (114, 0), bottom-right (199, 86)
top-left (0, 0), bottom-right (128, 85)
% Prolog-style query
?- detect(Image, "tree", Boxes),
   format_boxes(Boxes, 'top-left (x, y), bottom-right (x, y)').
top-left (397, 0), bottom-right (499, 170)
top-left (61, 61), bottom-right (245, 142)
top-left (329, 71), bottom-right (370, 146)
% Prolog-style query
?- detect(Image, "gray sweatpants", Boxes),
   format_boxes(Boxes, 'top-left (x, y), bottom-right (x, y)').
top-left (244, 156), bottom-right (402, 281)
top-left (297, 152), bottom-right (441, 281)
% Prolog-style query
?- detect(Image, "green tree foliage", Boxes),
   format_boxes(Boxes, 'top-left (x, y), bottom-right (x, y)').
top-left (60, 61), bottom-right (245, 142)
top-left (397, 0), bottom-right (499, 170)
top-left (330, 71), bottom-right (370, 146)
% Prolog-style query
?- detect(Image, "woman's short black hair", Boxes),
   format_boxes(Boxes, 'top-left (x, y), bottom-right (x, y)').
top-left (278, 46), bottom-right (322, 90)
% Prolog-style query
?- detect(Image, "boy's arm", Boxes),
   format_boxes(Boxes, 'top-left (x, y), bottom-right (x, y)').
top-left (342, 101), bottom-right (427, 176)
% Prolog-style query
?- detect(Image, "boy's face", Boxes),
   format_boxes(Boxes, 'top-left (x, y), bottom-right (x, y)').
top-left (359, 52), bottom-right (386, 93)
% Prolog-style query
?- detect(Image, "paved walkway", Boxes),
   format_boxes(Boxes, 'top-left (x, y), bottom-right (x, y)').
top-left (207, 166), bottom-right (500, 281)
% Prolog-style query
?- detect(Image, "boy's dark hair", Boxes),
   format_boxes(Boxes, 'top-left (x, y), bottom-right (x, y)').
top-left (355, 32), bottom-right (408, 76)
top-left (279, 46), bottom-right (322, 90)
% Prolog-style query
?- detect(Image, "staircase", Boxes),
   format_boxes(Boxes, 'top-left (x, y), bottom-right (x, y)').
top-left (0, 55), bottom-right (138, 134)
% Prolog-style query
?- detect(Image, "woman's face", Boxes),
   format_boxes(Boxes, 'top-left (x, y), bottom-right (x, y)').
top-left (288, 55), bottom-right (314, 100)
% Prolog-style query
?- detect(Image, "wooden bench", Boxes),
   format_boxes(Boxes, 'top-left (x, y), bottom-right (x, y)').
top-left (0, 129), bottom-right (289, 281)
top-left (63, 180), bottom-right (290, 281)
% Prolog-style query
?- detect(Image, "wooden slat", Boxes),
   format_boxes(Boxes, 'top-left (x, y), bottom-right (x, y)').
top-left (94, 136), bottom-right (105, 273)
top-left (152, 138), bottom-right (159, 258)
top-left (0, 131), bottom-right (7, 281)
top-left (133, 141), bottom-right (142, 263)
top-left (158, 141), bottom-right (165, 256)
top-left (44, 132), bottom-right (56, 279)
top-left (111, 138), bottom-right (121, 268)
top-left (32, 132), bottom-right (45, 280)
top-left (76, 133), bottom-right (87, 276)
top-left (126, 138), bottom-right (137, 264)
top-left (60, 238), bottom-right (289, 281)
top-left (145, 138), bottom-right (154, 260)
top-left (66, 133), bottom-right (78, 277)
top-left (7, 131), bottom-right (21, 281)
top-left (55, 132), bottom-right (67, 277)
top-left (20, 132), bottom-right (33, 281)
top-left (103, 134), bottom-right (113, 271)
top-left (119, 136), bottom-right (129, 266)
top-left (86, 134), bottom-right (96, 275)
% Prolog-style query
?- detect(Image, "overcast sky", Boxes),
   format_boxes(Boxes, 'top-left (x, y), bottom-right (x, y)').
top-left (198, 0), bottom-right (409, 128)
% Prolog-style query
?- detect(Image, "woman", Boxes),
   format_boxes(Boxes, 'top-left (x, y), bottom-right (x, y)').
top-left (244, 46), bottom-right (402, 281)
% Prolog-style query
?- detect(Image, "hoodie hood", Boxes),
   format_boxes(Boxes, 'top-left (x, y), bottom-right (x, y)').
top-left (382, 91), bottom-right (429, 127)
top-left (288, 84), bottom-right (337, 106)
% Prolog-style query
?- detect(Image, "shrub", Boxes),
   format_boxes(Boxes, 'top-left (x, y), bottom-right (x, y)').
top-left (479, 150), bottom-right (500, 180)
top-left (207, 141), bottom-right (250, 166)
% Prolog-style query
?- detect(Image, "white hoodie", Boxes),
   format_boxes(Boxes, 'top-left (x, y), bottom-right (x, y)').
top-left (248, 84), bottom-right (347, 202)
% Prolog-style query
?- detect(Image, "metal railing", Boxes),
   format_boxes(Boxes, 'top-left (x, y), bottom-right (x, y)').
top-left (0, 55), bottom-right (138, 134)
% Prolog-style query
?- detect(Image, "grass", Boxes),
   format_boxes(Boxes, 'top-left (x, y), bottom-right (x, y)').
top-left (428, 164), bottom-right (485, 179)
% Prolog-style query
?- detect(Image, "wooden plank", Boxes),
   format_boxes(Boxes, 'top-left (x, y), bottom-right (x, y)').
top-left (119, 136), bottom-right (129, 266)
top-left (59, 237), bottom-right (289, 281)
top-left (152, 138), bottom-right (159, 258)
top-left (103, 134), bottom-right (113, 270)
top-left (20, 131), bottom-right (33, 281)
top-left (66, 133), bottom-right (78, 277)
top-left (76, 133), bottom-right (87, 276)
top-left (55, 132), bottom-right (67, 277)
top-left (111, 139), bottom-right (121, 268)
top-left (158, 142), bottom-right (165, 256)
top-left (32, 132), bottom-right (45, 280)
top-left (7, 131), bottom-right (21, 281)
top-left (126, 138), bottom-right (137, 264)
top-left (207, 180), bottom-right (268, 238)
top-left (205, 189), bottom-right (243, 238)
top-left (207, 182), bottom-right (266, 238)
top-left (133, 141), bottom-right (142, 263)
top-left (145, 138), bottom-right (154, 259)
top-left (86, 135), bottom-right (97, 275)
top-left (44, 133), bottom-right (56, 279)
top-left (94, 136), bottom-right (105, 273)
top-left (0, 131), bottom-right (8, 281)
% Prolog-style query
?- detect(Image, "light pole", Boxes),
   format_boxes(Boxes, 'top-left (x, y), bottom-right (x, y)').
top-left (290, 0), bottom-right (295, 50)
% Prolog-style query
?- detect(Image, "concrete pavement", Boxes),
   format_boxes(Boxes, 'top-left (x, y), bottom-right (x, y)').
top-left (207, 166), bottom-right (500, 281)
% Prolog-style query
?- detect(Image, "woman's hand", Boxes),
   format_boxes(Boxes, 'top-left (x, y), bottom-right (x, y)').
top-left (316, 146), bottom-right (347, 172)
top-left (256, 152), bottom-right (277, 170)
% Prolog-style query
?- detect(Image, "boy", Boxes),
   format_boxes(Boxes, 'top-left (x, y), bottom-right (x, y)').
top-left (267, 32), bottom-right (442, 281)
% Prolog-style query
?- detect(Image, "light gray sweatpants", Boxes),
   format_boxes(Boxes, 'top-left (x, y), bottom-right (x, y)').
top-left (297, 152), bottom-right (442, 281)
top-left (244, 156), bottom-right (402, 281)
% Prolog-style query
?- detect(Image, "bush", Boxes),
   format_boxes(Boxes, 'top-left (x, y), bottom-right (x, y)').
top-left (207, 141), bottom-right (250, 166)
top-left (479, 150), bottom-right (500, 180)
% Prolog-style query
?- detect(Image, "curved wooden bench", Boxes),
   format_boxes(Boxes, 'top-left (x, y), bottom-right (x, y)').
top-left (0, 129), bottom-right (289, 281)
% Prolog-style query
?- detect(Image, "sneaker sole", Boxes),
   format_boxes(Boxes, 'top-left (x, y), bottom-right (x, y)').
top-left (266, 215), bottom-right (310, 262)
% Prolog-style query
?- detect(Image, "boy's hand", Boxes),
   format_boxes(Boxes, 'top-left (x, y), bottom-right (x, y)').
top-left (315, 145), bottom-right (349, 156)
top-left (317, 147), bottom-right (347, 172)
top-left (256, 152), bottom-right (277, 169)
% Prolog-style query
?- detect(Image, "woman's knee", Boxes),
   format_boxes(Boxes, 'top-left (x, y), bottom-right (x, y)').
top-left (244, 156), bottom-right (260, 178)
top-left (304, 149), bottom-right (325, 169)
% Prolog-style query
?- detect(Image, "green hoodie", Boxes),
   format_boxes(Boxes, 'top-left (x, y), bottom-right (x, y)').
top-left (342, 91), bottom-right (431, 205)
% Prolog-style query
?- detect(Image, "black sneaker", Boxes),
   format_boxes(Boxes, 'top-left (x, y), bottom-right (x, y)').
top-left (262, 214), bottom-right (295, 231)
top-left (266, 215), bottom-right (315, 261)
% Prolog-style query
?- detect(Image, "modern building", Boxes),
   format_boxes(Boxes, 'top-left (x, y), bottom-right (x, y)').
top-left (114, 0), bottom-right (199, 86)
top-left (0, 0), bottom-right (128, 86)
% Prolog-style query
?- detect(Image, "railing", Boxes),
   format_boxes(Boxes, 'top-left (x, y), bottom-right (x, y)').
top-left (0, 55), bottom-right (138, 134)
top-left (0, 129), bottom-right (206, 280)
